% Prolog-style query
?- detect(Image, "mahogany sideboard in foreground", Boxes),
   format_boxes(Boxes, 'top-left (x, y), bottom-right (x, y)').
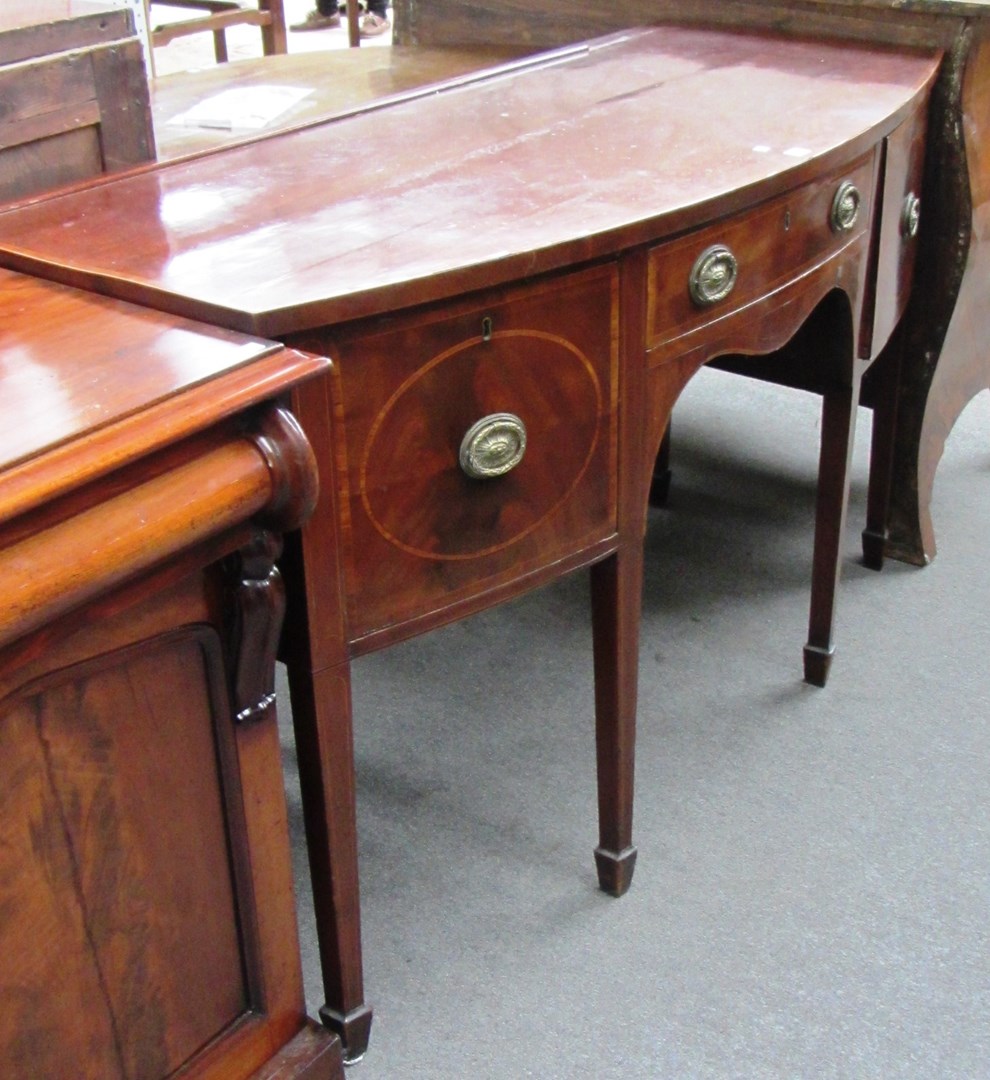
top-left (0, 269), bottom-right (343, 1079)
top-left (0, 28), bottom-right (939, 1060)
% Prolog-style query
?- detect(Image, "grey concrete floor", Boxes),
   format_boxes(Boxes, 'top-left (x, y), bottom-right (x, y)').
top-left (279, 367), bottom-right (990, 1078)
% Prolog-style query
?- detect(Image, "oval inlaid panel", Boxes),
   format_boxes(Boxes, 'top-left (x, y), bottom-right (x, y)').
top-left (360, 329), bottom-right (604, 560)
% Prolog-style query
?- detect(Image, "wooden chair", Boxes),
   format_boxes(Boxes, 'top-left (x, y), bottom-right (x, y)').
top-left (146, 0), bottom-right (286, 63)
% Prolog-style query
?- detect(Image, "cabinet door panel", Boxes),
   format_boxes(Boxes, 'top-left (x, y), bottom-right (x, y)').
top-left (0, 629), bottom-right (247, 1079)
top-left (317, 264), bottom-right (619, 642)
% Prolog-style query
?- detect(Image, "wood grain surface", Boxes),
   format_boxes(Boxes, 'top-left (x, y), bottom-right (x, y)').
top-left (0, 28), bottom-right (939, 336)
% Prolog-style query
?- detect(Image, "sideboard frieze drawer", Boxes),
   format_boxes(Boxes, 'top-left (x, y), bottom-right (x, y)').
top-left (645, 153), bottom-right (879, 354)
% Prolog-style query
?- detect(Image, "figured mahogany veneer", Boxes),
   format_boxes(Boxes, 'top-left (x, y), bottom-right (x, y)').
top-left (0, 27), bottom-right (939, 1060)
top-left (645, 154), bottom-right (880, 357)
top-left (296, 264), bottom-right (619, 647)
top-left (0, 269), bottom-right (343, 1079)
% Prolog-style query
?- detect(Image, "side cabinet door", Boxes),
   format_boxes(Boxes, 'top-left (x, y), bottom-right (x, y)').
top-left (0, 619), bottom-right (289, 1078)
top-left (869, 105), bottom-right (928, 357)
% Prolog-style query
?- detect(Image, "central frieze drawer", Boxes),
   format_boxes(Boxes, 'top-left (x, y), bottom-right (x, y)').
top-left (646, 153), bottom-right (878, 352)
top-left (325, 264), bottom-right (619, 642)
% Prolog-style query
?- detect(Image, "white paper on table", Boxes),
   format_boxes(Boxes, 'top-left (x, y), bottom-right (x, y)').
top-left (167, 85), bottom-right (314, 131)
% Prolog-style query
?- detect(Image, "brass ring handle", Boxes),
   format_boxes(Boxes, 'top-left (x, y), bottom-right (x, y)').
top-left (902, 192), bottom-right (921, 238)
top-left (459, 412), bottom-right (527, 479)
top-left (830, 180), bottom-right (861, 233)
top-left (688, 244), bottom-right (738, 307)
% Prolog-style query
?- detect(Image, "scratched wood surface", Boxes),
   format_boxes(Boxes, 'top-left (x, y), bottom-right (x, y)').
top-left (0, 27), bottom-right (940, 337)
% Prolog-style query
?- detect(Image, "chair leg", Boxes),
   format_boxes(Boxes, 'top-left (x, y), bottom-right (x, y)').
top-left (260, 0), bottom-right (288, 54)
top-left (589, 544), bottom-right (642, 897)
top-left (212, 29), bottom-right (229, 62)
top-left (804, 377), bottom-right (863, 687)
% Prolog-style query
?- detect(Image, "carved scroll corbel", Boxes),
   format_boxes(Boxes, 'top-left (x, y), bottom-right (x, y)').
top-left (226, 404), bottom-right (321, 722)
top-left (227, 528), bottom-right (285, 723)
top-left (243, 404), bottom-right (321, 533)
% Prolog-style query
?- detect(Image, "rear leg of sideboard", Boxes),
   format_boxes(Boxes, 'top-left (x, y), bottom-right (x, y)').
top-left (861, 331), bottom-right (902, 570)
top-left (649, 423), bottom-right (673, 507)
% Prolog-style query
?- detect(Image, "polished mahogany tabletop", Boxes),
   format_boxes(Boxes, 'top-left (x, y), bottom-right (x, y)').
top-left (0, 27), bottom-right (939, 337)
top-left (0, 267), bottom-right (323, 521)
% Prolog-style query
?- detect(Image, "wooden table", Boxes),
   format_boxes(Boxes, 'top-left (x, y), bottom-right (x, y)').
top-left (0, 269), bottom-right (343, 1078)
top-left (0, 28), bottom-right (939, 1059)
top-left (391, 0), bottom-right (990, 569)
top-left (152, 46), bottom-right (531, 159)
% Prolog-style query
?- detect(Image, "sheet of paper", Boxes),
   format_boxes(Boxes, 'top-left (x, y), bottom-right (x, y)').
top-left (167, 85), bottom-right (314, 131)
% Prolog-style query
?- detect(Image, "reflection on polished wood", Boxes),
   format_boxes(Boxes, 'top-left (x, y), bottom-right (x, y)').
top-left (0, 27), bottom-right (939, 1060)
top-left (389, 0), bottom-right (990, 567)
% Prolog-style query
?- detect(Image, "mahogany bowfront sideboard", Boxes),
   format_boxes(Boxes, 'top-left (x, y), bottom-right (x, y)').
top-left (0, 270), bottom-right (344, 1077)
top-left (0, 27), bottom-right (939, 1060)
top-left (394, 0), bottom-right (990, 568)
